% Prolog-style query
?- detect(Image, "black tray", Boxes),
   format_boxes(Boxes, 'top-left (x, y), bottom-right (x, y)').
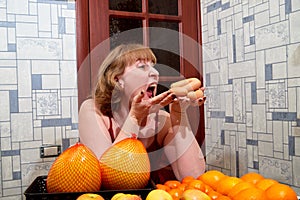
top-left (24, 176), bottom-right (156, 200)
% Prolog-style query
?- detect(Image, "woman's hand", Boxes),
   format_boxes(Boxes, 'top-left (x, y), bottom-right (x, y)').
top-left (129, 90), bottom-right (175, 126)
top-left (169, 78), bottom-right (206, 114)
top-left (129, 90), bottom-right (151, 126)
top-left (129, 78), bottom-right (206, 124)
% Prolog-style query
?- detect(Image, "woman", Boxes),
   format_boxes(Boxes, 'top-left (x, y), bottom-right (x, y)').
top-left (78, 43), bottom-right (206, 183)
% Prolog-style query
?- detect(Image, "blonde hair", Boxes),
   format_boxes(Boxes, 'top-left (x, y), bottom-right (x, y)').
top-left (93, 43), bottom-right (157, 117)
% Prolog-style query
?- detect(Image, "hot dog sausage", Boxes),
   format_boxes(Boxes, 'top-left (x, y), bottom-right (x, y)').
top-left (187, 89), bottom-right (204, 101)
top-left (169, 87), bottom-right (188, 97)
top-left (170, 78), bottom-right (201, 91)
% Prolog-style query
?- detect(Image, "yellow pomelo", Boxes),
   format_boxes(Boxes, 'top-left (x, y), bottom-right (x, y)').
top-left (100, 137), bottom-right (150, 190)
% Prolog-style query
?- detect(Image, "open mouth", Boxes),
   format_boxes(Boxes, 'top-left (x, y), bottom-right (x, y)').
top-left (146, 84), bottom-right (156, 98)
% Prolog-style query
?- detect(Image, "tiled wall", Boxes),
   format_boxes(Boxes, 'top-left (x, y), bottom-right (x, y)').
top-left (0, 0), bottom-right (77, 199)
top-left (202, 0), bottom-right (300, 194)
top-left (1, 0), bottom-right (299, 199)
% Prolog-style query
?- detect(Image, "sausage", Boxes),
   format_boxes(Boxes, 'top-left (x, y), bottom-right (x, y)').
top-left (187, 89), bottom-right (204, 100)
top-left (170, 78), bottom-right (202, 91)
top-left (169, 87), bottom-right (188, 97)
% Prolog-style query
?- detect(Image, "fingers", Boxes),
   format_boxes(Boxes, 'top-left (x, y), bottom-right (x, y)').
top-left (159, 93), bottom-right (176, 107)
top-left (150, 91), bottom-right (174, 107)
top-left (150, 91), bottom-right (169, 104)
top-left (133, 90), bottom-right (145, 103)
top-left (190, 96), bottom-right (206, 106)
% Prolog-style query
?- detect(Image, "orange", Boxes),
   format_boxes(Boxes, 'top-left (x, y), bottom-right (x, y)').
top-left (177, 183), bottom-right (188, 192)
top-left (232, 187), bottom-right (267, 200)
top-left (187, 179), bottom-right (206, 192)
top-left (164, 180), bottom-right (181, 189)
top-left (168, 188), bottom-right (183, 200)
top-left (265, 183), bottom-right (298, 200)
top-left (216, 176), bottom-right (243, 195)
top-left (198, 170), bottom-right (227, 190)
top-left (156, 183), bottom-right (170, 191)
top-left (207, 190), bottom-right (222, 200)
top-left (227, 181), bottom-right (256, 198)
top-left (203, 184), bottom-right (213, 193)
top-left (255, 178), bottom-right (278, 191)
top-left (216, 196), bottom-right (231, 200)
top-left (182, 176), bottom-right (195, 184)
top-left (240, 172), bottom-right (264, 184)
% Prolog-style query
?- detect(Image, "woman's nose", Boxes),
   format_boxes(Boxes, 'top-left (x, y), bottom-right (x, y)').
top-left (149, 67), bottom-right (159, 79)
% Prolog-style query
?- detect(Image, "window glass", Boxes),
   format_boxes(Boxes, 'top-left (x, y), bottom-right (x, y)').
top-left (109, 0), bottom-right (142, 12)
top-left (149, 20), bottom-right (180, 76)
top-left (109, 17), bottom-right (143, 49)
top-left (149, 0), bottom-right (178, 15)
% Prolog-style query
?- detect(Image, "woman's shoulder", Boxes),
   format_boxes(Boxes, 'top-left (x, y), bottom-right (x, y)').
top-left (79, 98), bottom-right (105, 119)
top-left (79, 98), bottom-right (98, 113)
top-left (81, 98), bottom-right (95, 106)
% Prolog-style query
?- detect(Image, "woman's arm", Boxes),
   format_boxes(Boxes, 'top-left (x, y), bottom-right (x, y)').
top-left (161, 105), bottom-right (205, 181)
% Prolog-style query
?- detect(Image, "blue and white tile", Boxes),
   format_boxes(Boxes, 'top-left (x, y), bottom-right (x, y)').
top-left (290, 12), bottom-right (300, 42)
top-left (42, 75), bottom-right (60, 89)
top-left (17, 38), bottom-right (62, 59)
top-left (266, 46), bottom-right (287, 64)
top-left (17, 60), bottom-right (31, 98)
top-left (252, 105), bottom-right (267, 132)
top-left (0, 27), bottom-right (8, 50)
top-left (11, 113), bottom-right (33, 142)
top-left (32, 60), bottom-right (60, 74)
top-left (36, 92), bottom-right (58, 116)
top-left (38, 4), bottom-right (51, 32)
top-left (0, 91), bottom-right (9, 121)
top-left (260, 156), bottom-right (293, 185)
top-left (255, 21), bottom-right (289, 50)
top-left (7, 0), bottom-right (28, 14)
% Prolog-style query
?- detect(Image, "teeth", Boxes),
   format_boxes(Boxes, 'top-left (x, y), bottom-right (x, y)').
top-left (147, 84), bottom-right (156, 91)
top-left (147, 84), bottom-right (156, 98)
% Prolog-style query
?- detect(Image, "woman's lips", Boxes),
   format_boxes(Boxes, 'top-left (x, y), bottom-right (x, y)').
top-left (146, 84), bottom-right (157, 98)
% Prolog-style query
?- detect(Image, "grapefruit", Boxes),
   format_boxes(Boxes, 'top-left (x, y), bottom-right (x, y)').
top-left (100, 137), bottom-right (150, 190)
top-left (47, 142), bottom-right (101, 193)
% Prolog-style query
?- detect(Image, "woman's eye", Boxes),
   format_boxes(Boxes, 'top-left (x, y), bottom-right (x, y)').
top-left (138, 65), bottom-right (146, 70)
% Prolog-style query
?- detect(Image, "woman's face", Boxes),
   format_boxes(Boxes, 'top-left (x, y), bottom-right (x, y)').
top-left (118, 59), bottom-right (159, 101)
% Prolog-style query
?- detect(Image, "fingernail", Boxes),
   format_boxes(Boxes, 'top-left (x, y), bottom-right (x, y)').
top-left (203, 96), bottom-right (206, 101)
top-left (171, 94), bottom-right (177, 100)
top-left (199, 98), bottom-right (203, 102)
top-left (141, 90), bottom-right (144, 95)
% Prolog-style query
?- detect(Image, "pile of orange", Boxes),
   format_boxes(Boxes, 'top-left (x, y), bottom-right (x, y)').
top-left (156, 170), bottom-right (298, 200)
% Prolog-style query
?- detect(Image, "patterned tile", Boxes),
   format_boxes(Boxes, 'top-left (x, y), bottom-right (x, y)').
top-left (0, 0), bottom-right (77, 198)
top-left (202, 0), bottom-right (300, 193)
top-left (36, 92), bottom-right (58, 115)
